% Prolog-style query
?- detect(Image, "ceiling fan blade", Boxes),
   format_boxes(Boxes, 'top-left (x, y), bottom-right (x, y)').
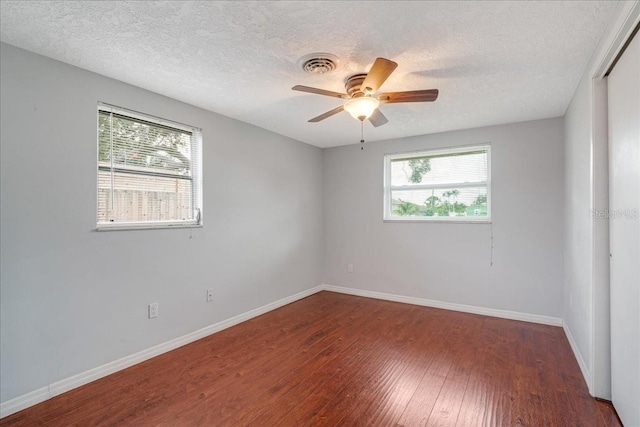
top-left (292, 85), bottom-right (349, 99)
top-left (378, 89), bottom-right (439, 103)
top-left (308, 105), bottom-right (345, 122)
top-left (361, 58), bottom-right (398, 94)
top-left (368, 108), bottom-right (388, 127)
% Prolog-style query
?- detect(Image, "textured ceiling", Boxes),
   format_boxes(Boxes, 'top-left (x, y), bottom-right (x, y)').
top-left (0, 1), bottom-right (620, 148)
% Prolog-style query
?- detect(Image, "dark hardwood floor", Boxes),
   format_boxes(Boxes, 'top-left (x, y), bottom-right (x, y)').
top-left (1, 291), bottom-right (621, 426)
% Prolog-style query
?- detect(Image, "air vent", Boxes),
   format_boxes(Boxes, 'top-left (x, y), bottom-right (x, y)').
top-left (298, 53), bottom-right (340, 75)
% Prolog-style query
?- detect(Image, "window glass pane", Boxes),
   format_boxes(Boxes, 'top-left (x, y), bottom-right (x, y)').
top-left (391, 187), bottom-right (488, 218)
top-left (98, 171), bottom-right (193, 223)
top-left (390, 151), bottom-right (487, 186)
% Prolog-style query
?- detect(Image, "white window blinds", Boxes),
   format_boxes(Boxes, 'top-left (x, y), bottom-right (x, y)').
top-left (97, 104), bottom-right (202, 229)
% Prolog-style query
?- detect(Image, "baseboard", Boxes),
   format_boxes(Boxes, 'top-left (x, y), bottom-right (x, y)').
top-left (563, 320), bottom-right (593, 394)
top-left (0, 285), bottom-right (323, 419)
top-left (321, 284), bottom-right (563, 326)
top-left (0, 387), bottom-right (51, 420)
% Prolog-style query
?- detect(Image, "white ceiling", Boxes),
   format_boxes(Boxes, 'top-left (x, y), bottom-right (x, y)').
top-left (0, 1), bottom-right (620, 148)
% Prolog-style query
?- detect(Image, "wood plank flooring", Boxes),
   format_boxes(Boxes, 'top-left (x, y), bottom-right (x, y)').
top-left (1, 291), bottom-right (621, 426)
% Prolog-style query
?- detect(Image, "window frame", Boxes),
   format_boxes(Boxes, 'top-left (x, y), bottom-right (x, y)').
top-left (96, 102), bottom-right (203, 231)
top-left (383, 144), bottom-right (491, 223)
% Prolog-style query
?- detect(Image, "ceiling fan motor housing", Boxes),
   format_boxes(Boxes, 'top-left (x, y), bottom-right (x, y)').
top-left (345, 74), bottom-right (367, 98)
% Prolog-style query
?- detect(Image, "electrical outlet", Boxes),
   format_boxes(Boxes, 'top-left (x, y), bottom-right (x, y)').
top-left (207, 289), bottom-right (213, 302)
top-left (149, 302), bottom-right (159, 319)
top-left (347, 263), bottom-right (354, 273)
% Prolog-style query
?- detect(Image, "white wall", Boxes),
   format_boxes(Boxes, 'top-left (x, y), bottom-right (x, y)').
top-left (323, 118), bottom-right (565, 318)
top-left (562, 1), bottom-right (639, 398)
top-left (563, 73), bottom-right (597, 391)
top-left (0, 43), bottom-right (324, 403)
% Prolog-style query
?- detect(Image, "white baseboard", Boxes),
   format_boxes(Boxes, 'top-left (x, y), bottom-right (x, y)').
top-left (563, 320), bottom-right (593, 394)
top-left (0, 285), bottom-right (323, 419)
top-left (0, 387), bottom-right (51, 420)
top-left (321, 284), bottom-right (563, 326)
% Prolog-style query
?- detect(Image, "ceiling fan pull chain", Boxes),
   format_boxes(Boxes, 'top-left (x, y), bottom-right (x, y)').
top-left (360, 120), bottom-right (365, 150)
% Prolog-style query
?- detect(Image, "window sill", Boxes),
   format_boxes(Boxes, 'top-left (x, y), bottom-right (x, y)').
top-left (383, 218), bottom-right (491, 224)
top-left (96, 222), bottom-right (202, 232)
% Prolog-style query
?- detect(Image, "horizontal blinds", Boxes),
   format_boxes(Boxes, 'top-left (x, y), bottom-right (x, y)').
top-left (98, 110), bottom-right (192, 176)
top-left (390, 149), bottom-right (488, 187)
top-left (98, 107), bottom-right (200, 225)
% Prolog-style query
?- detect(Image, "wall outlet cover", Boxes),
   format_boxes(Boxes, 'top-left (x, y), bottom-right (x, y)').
top-left (149, 302), bottom-right (159, 319)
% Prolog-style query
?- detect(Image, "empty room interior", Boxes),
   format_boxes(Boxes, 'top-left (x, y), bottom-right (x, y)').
top-left (0, 1), bottom-right (639, 426)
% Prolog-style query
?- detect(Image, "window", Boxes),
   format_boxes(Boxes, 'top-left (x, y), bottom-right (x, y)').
top-left (384, 145), bottom-right (490, 222)
top-left (97, 103), bottom-right (202, 230)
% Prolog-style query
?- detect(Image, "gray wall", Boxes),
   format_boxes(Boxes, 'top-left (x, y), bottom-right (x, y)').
top-left (323, 118), bottom-right (565, 317)
top-left (0, 43), bottom-right (324, 402)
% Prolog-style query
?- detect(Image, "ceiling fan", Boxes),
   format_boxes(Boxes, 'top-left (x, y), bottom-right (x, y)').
top-left (292, 57), bottom-right (439, 127)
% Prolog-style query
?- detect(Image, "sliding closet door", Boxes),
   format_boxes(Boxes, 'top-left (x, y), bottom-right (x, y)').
top-left (608, 29), bottom-right (639, 427)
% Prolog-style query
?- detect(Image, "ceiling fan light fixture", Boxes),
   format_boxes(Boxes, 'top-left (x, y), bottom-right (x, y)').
top-left (344, 96), bottom-right (380, 121)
